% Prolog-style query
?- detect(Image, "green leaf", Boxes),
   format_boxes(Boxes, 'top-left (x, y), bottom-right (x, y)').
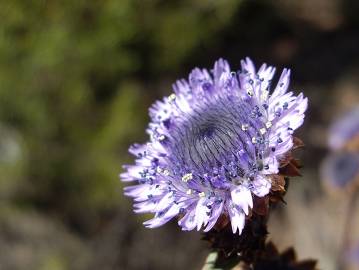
top-left (202, 252), bottom-right (221, 270)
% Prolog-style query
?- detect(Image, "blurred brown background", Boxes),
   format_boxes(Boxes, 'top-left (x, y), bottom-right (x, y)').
top-left (0, 0), bottom-right (359, 269)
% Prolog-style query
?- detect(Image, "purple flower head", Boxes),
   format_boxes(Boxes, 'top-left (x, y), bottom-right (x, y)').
top-left (320, 151), bottom-right (359, 189)
top-left (121, 58), bottom-right (307, 234)
top-left (329, 106), bottom-right (359, 151)
top-left (321, 106), bottom-right (359, 190)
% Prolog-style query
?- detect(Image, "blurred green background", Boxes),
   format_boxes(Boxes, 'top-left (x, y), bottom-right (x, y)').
top-left (0, 0), bottom-right (359, 269)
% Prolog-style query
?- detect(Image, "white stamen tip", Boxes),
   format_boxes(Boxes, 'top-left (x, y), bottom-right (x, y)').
top-left (265, 121), bottom-right (272, 128)
top-left (182, 173), bottom-right (193, 182)
top-left (261, 92), bottom-right (268, 100)
top-left (168, 94), bottom-right (176, 102)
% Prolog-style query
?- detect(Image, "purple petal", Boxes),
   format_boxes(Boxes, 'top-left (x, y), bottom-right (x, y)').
top-left (251, 175), bottom-right (271, 197)
top-left (203, 201), bottom-right (224, 232)
top-left (231, 186), bottom-right (253, 215)
top-left (144, 203), bottom-right (181, 228)
top-left (270, 68), bottom-right (291, 100)
top-left (194, 198), bottom-right (210, 231)
top-left (227, 201), bottom-right (246, 234)
top-left (213, 58), bottom-right (230, 84)
top-left (178, 205), bottom-right (197, 231)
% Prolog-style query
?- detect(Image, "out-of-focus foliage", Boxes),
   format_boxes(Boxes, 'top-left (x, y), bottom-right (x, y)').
top-left (0, 0), bottom-right (142, 229)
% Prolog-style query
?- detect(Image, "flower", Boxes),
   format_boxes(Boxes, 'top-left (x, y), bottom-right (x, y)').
top-left (328, 106), bottom-right (359, 151)
top-left (321, 106), bottom-right (359, 190)
top-left (320, 151), bottom-right (359, 189)
top-left (121, 58), bottom-right (307, 234)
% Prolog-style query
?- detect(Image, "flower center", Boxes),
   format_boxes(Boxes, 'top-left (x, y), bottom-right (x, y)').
top-left (165, 95), bottom-right (268, 185)
top-left (199, 124), bottom-right (216, 139)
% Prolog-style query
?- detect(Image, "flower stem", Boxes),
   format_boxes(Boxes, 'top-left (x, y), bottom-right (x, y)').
top-left (337, 187), bottom-right (359, 270)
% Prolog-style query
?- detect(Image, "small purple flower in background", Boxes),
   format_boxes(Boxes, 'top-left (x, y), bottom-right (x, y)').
top-left (321, 106), bottom-right (359, 190)
top-left (121, 58), bottom-right (307, 234)
top-left (328, 106), bottom-right (359, 151)
top-left (320, 106), bottom-right (359, 270)
top-left (320, 152), bottom-right (359, 189)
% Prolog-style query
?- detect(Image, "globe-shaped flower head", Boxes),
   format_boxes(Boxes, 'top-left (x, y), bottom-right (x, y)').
top-left (121, 58), bottom-right (308, 234)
